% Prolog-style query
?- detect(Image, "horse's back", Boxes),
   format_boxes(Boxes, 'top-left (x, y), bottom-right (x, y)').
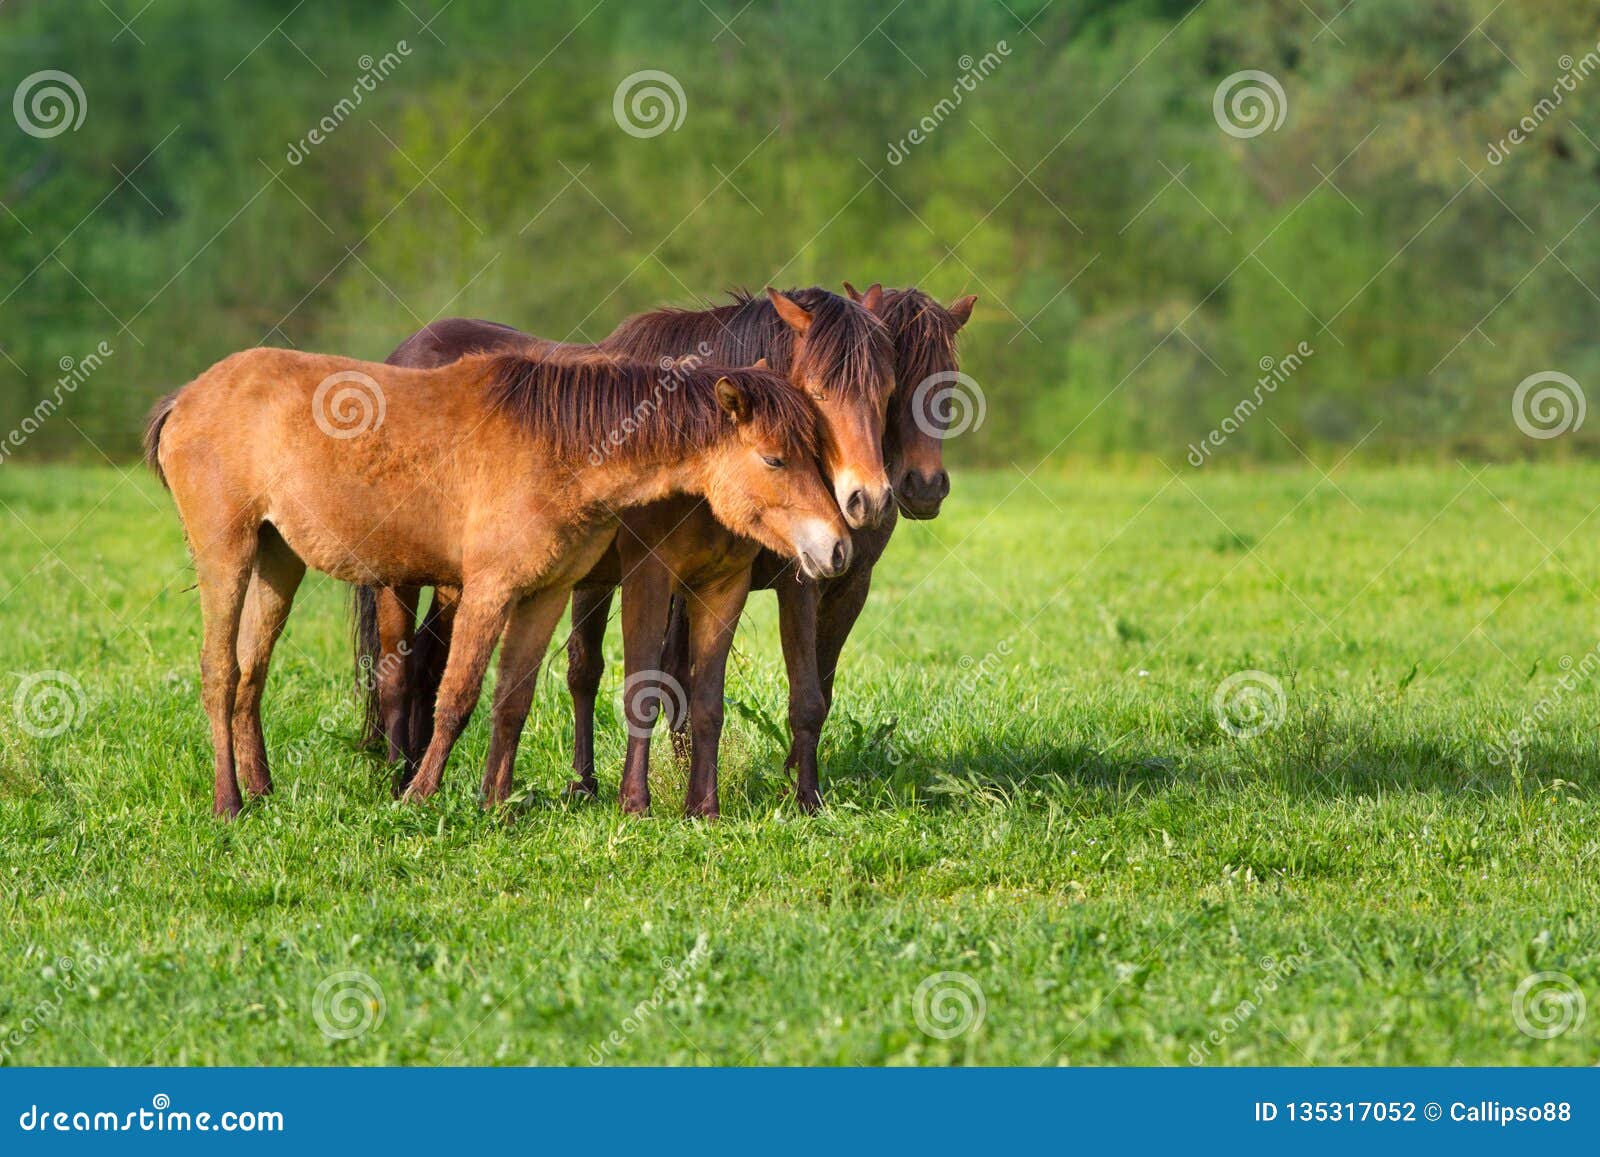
top-left (388, 318), bottom-right (535, 370)
top-left (158, 347), bottom-right (512, 582)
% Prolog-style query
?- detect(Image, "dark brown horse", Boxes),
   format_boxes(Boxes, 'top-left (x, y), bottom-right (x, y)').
top-left (645, 285), bottom-right (975, 811)
top-left (361, 286), bottom-right (973, 815)
top-left (146, 345), bottom-right (850, 817)
top-left (358, 287), bottom-right (897, 810)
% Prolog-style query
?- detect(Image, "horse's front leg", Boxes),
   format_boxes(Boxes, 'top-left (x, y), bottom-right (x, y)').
top-left (682, 570), bottom-right (753, 819)
top-left (615, 556), bottom-right (675, 814)
top-left (776, 578), bottom-right (824, 813)
top-left (814, 563), bottom-right (875, 715)
top-left (404, 585), bottom-right (459, 770)
top-left (480, 586), bottom-right (573, 806)
top-left (660, 593), bottom-right (693, 767)
top-left (400, 584), bottom-right (515, 802)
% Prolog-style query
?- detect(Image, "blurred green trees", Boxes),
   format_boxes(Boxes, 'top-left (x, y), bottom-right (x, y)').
top-left (2, 0), bottom-right (1597, 465)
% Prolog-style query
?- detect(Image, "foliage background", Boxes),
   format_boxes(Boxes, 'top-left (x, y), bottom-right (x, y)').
top-left (1, 0), bottom-right (1598, 465)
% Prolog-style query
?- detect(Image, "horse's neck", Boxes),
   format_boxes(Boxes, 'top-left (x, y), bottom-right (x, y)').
top-left (573, 452), bottom-right (707, 511)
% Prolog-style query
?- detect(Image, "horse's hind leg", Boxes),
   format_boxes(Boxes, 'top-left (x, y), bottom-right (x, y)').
top-left (190, 527), bottom-right (257, 818)
top-left (401, 585), bottom-right (515, 801)
top-left (682, 570), bottom-right (753, 820)
top-left (374, 585), bottom-right (419, 767)
top-left (232, 525), bottom-right (306, 798)
top-left (480, 586), bottom-right (571, 805)
top-left (567, 585), bottom-right (614, 797)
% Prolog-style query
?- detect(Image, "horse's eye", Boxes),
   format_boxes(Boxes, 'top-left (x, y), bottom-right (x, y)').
top-left (809, 390), bottom-right (825, 401)
top-left (762, 454), bottom-right (785, 469)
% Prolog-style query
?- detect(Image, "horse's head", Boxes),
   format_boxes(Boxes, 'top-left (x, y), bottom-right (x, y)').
top-left (767, 287), bottom-right (896, 531)
top-left (703, 370), bottom-right (853, 581)
top-left (866, 286), bottom-right (976, 520)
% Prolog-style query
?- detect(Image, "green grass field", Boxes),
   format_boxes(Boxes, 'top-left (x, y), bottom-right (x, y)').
top-left (2, 462), bottom-right (1597, 1066)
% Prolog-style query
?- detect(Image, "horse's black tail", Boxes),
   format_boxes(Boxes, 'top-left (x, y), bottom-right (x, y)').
top-left (352, 584), bottom-right (386, 750)
top-left (142, 390), bottom-right (180, 489)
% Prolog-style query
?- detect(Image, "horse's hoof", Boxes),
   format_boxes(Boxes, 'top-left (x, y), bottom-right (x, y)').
top-left (566, 779), bottom-right (599, 800)
top-left (619, 795), bottom-right (651, 815)
top-left (213, 799), bottom-right (242, 820)
top-left (796, 791), bottom-right (822, 815)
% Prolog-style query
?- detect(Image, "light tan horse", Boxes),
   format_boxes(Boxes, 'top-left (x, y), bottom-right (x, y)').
top-left (144, 345), bottom-right (850, 817)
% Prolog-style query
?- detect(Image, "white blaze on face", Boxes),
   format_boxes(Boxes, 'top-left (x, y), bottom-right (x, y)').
top-left (832, 467), bottom-right (892, 528)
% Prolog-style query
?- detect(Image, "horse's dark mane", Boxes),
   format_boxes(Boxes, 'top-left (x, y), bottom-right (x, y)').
top-left (603, 287), bottom-right (895, 408)
top-left (482, 350), bottom-right (819, 464)
top-left (879, 288), bottom-right (961, 396)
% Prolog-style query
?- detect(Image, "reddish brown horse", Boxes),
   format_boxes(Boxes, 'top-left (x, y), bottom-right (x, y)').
top-left (361, 286), bottom-right (973, 816)
top-left (145, 345), bottom-right (850, 817)
top-left (358, 287), bottom-right (896, 812)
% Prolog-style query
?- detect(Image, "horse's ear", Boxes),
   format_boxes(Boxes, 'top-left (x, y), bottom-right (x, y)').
top-left (750, 356), bottom-right (769, 369)
top-left (947, 294), bottom-right (977, 329)
top-left (715, 376), bottom-right (751, 423)
top-left (766, 288), bottom-right (813, 335)
top-left (860, 282), bottom-right (885, 315)
top-left (842, 281), bottom-right (862, 302)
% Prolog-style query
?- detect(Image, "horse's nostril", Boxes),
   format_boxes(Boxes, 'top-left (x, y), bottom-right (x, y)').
top-left (844, 488), bottom-right (866, 520)
top-left (831, 540), bottom-right (850, 572)
top-left (899, 470), bottom-right (945, 502)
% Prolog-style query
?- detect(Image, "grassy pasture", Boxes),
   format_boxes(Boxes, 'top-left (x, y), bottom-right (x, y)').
top-left (1, 462), bottom-right (1597, 1065)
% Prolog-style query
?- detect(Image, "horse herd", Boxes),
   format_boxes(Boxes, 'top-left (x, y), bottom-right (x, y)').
top-left (143, 283), bottom-right (976, 819)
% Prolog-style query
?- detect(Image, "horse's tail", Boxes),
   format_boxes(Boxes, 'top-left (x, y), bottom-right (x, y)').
top-left (142, 390), bottom-right (180, 489)
top-left (353, 584), bottom-right (386, 750)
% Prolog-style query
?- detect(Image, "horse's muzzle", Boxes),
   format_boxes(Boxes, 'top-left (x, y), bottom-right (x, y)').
top-left (797, 527), bottom-right (853, 580)
top-left (896, 468), bottom-right (949, 519)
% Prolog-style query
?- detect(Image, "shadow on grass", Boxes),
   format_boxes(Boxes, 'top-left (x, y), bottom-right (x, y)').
top-left (327, 693), bottom-right (1597, 821)
top-left (808, 708), bottom-right (1597, 813)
